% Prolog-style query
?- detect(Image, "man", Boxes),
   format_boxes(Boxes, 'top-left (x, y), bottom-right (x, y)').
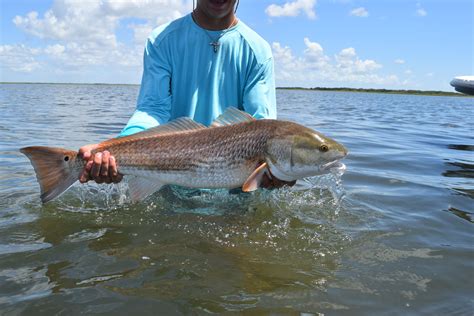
top-left (79, 0), bottom-right (293, 188)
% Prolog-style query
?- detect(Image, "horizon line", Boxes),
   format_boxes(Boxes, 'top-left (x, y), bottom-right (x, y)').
top-left (0, 81), bottom-right (462, 95)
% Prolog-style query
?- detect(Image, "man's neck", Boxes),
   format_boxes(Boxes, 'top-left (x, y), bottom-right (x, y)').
top-left (192, 8), bottom-right (237, 31)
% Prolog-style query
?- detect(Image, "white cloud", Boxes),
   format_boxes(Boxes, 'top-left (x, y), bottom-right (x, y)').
top-left (13, 6), bottom-right (118, 47)
top-left (350, 7), bottom-right (369, 17)
top-left (404, 69), bottom-right (412, 75)
top-left (416, 8), bottom-right (427, 16)
top-left (0, 45), bottom-right (42, 73)
top-left (394, 59), bottom-right (405, 64)
top-left (336, 47), bottom-right (382, 73)
top-left (104, 0), bottom-right (186, 22)
top-left (266, 0), bottom-right (317, 19)
top-left (303, 38), bottom-right (323, 55)
top-left (13, 0), bottom-right (190, 46)
top-left (272, 42), bottom-right (300, 81)
top-left (6, 0), bottom-right (192, 80)
top-left (416, 3), bottom-right (427, 17)
top-left (129, 23), bottom-right (155, 45)
top-left (44, 44), bottom-right (65, 56)
top-left (272, 38), bottom-right (398, 87)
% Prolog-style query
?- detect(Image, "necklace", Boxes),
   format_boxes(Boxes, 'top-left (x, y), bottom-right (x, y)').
top-left (192, 12), bottom-right (238, 53)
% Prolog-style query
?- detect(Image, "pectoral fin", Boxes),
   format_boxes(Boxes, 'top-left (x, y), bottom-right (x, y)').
top-left (242, 162), bottom-right (268, 192)
top-left (127, 176), bottom-right (164, 202)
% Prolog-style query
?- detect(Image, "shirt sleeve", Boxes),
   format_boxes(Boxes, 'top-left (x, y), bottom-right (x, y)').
top-left (119, 38), bottom-right (172, 137)
top-left (241, 57), bottom-right (277, 120)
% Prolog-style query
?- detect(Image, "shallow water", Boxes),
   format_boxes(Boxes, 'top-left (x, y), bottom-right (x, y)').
top-left (0, 84), bottom-right (473, 314)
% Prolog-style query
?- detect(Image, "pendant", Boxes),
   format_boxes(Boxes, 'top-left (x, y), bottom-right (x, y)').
top-left (209, 41), bottom-right (220, 53)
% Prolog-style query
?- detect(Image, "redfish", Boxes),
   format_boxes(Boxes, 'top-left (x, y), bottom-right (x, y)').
top-left (21, 108), bottom-right (347, 203)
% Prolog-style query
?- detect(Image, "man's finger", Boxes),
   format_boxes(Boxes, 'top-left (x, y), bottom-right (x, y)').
top-left (260, 173), bottom-right (271, 188)
top-left (81, 151), bottom-right (91, 161)
top-left (113, 173), bottom-right (123, 183)
top-left (79, 160), bottom-right (94, 183)
top-left (272, 177), bottom-right (290, 188)
top-left (79, 171), bottom-right (89, 183)
top-left (91, 153), bottom-right (102, 179)
top-left (110, 156), bottom-right (123, 183)
top-left (101, 151), bottom-right (110, 177)
top-left (112, 173), bottom-right (123, 184)
top-left (110, 156), bottom-right (118, 177)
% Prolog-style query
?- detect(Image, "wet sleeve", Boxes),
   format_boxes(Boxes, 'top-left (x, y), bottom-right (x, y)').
top-left (119, 38), bottom-right (172, 137)
top-left (242, 57), bottom-right (277, 120)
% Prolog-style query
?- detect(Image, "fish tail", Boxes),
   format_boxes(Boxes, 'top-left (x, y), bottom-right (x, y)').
top-left (20, 146), bottom-right (80, 203)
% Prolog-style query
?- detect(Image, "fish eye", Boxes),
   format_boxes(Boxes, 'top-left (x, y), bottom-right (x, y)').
top-left (64, 156), bottom-right (69, 161)
top-left (319, 144), bottom-right (329, 152)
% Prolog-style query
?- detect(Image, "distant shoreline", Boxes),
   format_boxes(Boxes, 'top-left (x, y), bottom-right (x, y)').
top-left (0, 82), bottom-right (139, 87)
top-left (277, 86), bottom-right (469, 97)
top-left (1, 82), bottom-right (469, 97)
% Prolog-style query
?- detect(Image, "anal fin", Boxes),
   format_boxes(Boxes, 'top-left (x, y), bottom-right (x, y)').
top-left (242, 162), bottom-right (268, 192)
top-left (127, 176), bottom-right (164, 202)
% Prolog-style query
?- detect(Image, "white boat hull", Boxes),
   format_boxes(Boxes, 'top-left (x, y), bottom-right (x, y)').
top-left (450, 76), bottom-right (474, 95)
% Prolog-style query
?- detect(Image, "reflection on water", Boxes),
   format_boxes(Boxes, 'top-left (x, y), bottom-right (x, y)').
top-left (445, 207), bottom-right (473, 223)
top-left (451, 187), bottom-right (474, 199)
top-left (1, 84), bottom-right (474, 314)
top-left (443, 161), bottom-right (474, 178)
top-left (443, 143), bottom-right (474, 202)
top-left (447, 144), bottom-right (474, 151)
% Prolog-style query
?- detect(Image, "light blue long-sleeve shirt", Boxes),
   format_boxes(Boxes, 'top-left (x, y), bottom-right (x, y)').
top-left (119, 14), bottom-right (276, 137)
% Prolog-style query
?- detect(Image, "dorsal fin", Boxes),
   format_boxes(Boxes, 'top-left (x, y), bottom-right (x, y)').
top-left (147, 117), bottom-right (206, 134)
top-left (211, 107), bottom-right (255, 127)
top-left (99, 117), bottom-right (206, 147)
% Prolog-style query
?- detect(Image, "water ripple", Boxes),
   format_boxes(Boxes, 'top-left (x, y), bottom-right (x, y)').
top-left (1, 85), bottom-right (473, 314)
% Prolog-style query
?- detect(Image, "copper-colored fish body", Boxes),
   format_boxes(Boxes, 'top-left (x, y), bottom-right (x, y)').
top-left (21, 108), bottom-right (348, 203)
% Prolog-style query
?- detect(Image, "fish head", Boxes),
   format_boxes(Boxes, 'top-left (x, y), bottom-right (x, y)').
top-left (265, 124), bottom-right (348, 181)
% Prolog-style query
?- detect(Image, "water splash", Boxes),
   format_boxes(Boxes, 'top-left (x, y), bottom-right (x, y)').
top-left (40, 163), bottom-right (347, 220)
top-left (264, 163), bottom-right (347, 219)
top-left (302, 163), bottom-right (347, 215)
top-left (51, 182), bottom-right (129, 213)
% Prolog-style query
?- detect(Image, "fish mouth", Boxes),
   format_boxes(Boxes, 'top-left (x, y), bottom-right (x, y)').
top-left (320, 160), bottom-right (346, 172)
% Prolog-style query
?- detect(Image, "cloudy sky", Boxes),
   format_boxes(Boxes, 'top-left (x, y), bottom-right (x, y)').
top-left (1, 0), bottom-right (472, 91)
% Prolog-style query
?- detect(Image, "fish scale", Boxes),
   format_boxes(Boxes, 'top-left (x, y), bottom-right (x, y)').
top-left (106, 123), bottom-right (267, 166)
top-left (20, 107), bottom-right (347, 203)
top-left (98, 121), bottom-right (273, 188)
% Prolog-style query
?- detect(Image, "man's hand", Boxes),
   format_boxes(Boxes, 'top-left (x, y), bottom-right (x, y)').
top-left (78, 144), bottom-right (123, 184)
top-left (260, 167), bottom-right (296, 189)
